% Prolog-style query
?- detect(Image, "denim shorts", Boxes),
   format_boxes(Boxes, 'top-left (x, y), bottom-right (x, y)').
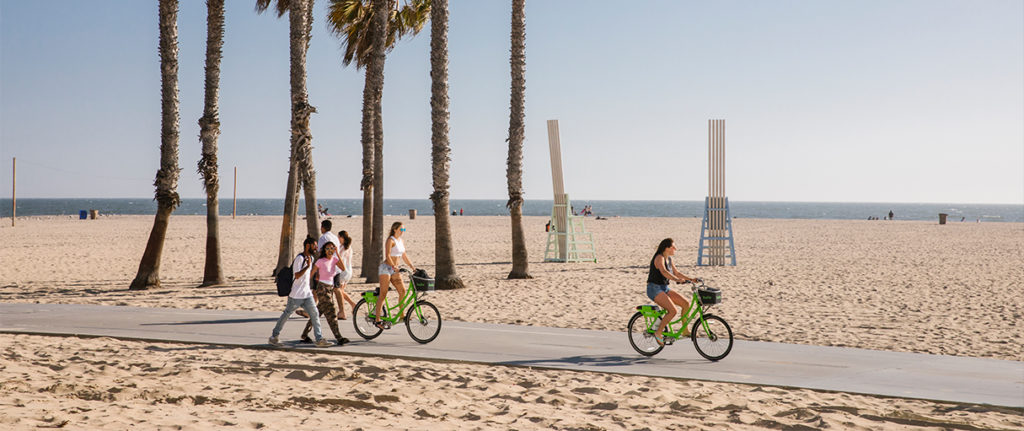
top-left (646, 283), bottom-right (670, 301)
top-left (379, 263), bottom-right (398, 276)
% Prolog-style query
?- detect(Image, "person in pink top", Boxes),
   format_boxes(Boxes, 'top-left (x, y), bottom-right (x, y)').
top-left (301, 242), bottom-right (350, 345)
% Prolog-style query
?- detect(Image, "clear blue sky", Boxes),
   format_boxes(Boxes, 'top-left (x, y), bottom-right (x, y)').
top-left (1, 0), bottom-right (1021, 204)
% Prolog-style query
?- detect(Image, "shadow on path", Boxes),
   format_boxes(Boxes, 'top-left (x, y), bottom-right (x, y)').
top-left (142, 317), bottom-right (281, 326)
top-left (500, 354), bottom-right (705, 368)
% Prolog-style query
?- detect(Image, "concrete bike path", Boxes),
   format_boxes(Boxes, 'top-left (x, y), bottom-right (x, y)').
top-left (1, 303), bottom-right (1021, 408)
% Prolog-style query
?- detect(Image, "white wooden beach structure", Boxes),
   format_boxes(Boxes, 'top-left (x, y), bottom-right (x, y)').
top-left (698, 119), bottom-right (736, 266)
top-left (543, 120), bottom-right (597, 263)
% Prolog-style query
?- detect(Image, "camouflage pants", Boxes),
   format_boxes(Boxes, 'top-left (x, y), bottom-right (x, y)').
top-left (302, 282), bottom-right (342, 340)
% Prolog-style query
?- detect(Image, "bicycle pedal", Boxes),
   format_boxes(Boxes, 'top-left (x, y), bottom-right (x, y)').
top-left (664, 337), bottom-right (675, 345)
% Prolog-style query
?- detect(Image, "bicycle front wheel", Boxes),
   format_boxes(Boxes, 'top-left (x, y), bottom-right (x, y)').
top-left (352, 299), bottom-right (383, 340)
top-left (691, 314), bottom-right (733, 361)
top-left (405, 301), bottom-right (442, 344)
top-left (627, 312), bottom-right (664, 356)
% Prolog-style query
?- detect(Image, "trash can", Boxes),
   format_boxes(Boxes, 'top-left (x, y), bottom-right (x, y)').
top-left (408, 209), bottom-right (416, 220)
top-left (938, 213), bottom-right (948, 225)
top-left (89, 210), bottom-right (99, 219)
top-left (79, 210), bottom-right (87, 220)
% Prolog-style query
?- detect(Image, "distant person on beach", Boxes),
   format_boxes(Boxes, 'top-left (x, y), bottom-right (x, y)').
top-left (459, 208), bottom-right (463, 216)
top-left (318, 203), bottom-right (329, 217)
top-left (300, 241), bottom-right (350, 346)
top-left (269, 237), bottom-right (331, 347)
top-left (888, 210), bottom-right (894, 220)
top-left (647, 238), bottom-right (700, 345)
top-left (332, 230), bottom-right (357, 320)
top-left (375, 222), bottom-right (417, 328)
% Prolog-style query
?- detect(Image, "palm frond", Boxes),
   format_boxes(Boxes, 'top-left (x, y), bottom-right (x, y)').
top-left (326, 0), bottom-right (431, 69)
top-left (255, 0), bottom-right (290, 17)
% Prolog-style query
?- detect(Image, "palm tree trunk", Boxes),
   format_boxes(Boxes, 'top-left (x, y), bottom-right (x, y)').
top-left (366, 0), bottom-right (390, 280)
top-left (429, 0), bottom-right (464, 290)
top-left (198, 0), bottom-right (225, 287)
top-left (292, 0), bottom-right (319, 240)
top-left (132, 0), bottom-right (181, 291)
top-left (506, 0), bottom-right (531, 279)
top-left (370, 92), bottom-right (384, 274)
top-left (276, 159), bottom-right (300, 273)
top-left (359, 69), bottom-right (376, 278)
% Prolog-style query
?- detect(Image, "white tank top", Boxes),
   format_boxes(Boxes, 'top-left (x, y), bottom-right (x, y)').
top-left (389, 236), bottom-right (405, 257)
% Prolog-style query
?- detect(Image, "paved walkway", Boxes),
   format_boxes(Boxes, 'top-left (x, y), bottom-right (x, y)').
top-left (1, 303), bottom-right (1021, 407)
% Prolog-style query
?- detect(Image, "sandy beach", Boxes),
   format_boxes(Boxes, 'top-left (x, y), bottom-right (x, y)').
top-left (2, 214), bottom-right (1022, 429)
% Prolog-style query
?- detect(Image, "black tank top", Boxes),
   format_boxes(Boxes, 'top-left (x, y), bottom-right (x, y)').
top-left (647, 255), bottom-right (672, 285)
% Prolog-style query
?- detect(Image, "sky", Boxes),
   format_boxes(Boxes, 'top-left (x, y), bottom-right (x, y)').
top-left (1, 0), bottom-right (1022, 204)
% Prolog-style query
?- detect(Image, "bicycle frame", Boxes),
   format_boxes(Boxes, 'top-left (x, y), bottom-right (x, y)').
top-left (639, 288), bottom-right (715, 339)
top-left (363, 277), bottom-right (425, 324)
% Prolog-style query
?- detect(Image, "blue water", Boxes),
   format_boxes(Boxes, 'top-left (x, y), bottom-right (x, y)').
top-left (1, 198), bottom-right (1021, 222)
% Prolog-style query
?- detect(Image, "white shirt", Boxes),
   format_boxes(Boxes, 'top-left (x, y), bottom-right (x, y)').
top-left (317, 232), bottom-right (340, 253)
top-left (338, 246), bottom-right (353, 281)
top-left (290, 254), bottom-right (314, 299)
top-left (389, 236), bottom-right (406, 257)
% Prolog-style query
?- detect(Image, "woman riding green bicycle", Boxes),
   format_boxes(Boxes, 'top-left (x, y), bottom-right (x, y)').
top-left (647, 238), bottom-right (700, 345)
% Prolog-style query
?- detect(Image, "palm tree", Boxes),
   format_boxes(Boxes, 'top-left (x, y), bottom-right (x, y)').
top-left (257, 0), bottom-right (321, 274)
top-left (327, 0), bottom-right (428, 279)
top-left (506, 0), bottom-right (531, 279)
top-left (198, 0), bottom-right (226, 287)
top-left (131, 0), bottom-right (181, 291)
top-left (367, 0), bottom-right (388, 283)
top-left (427, 0), bottom-right (464, 289)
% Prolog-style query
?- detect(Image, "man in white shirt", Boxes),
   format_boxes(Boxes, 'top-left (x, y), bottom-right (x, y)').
top-left (269, 237), bottom-right (332, 347)
top-left (317, 219), bottom-right (340, 253)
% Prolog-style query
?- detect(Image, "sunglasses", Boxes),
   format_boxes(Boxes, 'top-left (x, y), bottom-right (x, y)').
top-left (400, 228), bottom-right (406, 232)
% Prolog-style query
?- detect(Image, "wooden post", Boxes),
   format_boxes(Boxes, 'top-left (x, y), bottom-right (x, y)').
top-left (698, 120), bottom-right (735, 266)
top-left (11, 157), bottom-right (15, 227)
top-left (547, 120), bottom-right (568, 260)
top-left (232, 166), bottom-right (237, 219)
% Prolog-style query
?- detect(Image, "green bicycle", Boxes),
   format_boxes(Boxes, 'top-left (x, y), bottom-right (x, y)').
top-left (627, 280), bottom-right (733, 361)
top-left (352, 268), bottom-right (442, 344)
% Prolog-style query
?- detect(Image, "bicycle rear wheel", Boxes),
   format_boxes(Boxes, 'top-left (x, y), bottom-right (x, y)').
top-left (405, 301), bottom-right (442, 344)
top-left (691, 314), bottom-right (733, 361)
top-left (627, 312), bottom-right (664, 356)
top-left (352, 299), bottom-right (383, 340)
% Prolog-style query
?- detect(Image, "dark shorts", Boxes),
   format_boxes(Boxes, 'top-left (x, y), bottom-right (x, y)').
top-left (646, 283), bottom-right (670, 301)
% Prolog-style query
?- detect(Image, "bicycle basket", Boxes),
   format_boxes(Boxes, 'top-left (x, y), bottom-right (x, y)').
top-left (413, 275), bottom-right (435, 291)
top-left (698, 286), bottom-right (722, 304)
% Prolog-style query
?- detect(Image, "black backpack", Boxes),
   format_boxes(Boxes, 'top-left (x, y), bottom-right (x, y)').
top-left (275, 254), bottom-right (306, 297)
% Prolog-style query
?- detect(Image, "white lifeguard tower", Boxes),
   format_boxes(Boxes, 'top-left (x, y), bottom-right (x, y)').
top-left (697, 119), bottom-right (736, 266)
top-left (543, 120), bottom-right (597, 263)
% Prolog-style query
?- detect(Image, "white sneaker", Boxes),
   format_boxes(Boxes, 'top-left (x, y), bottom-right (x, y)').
top-left (268, 336), bottom-right (282, 346)
top-left (314, 338), bottom-right (333, 348)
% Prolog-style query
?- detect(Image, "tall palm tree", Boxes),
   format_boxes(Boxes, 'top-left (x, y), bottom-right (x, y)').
top-left (198, 0), bottom-right (226, 287)
top-left (327, 0), bottom-right (428, 279)
top-left (428, 0), bottom-right (463, 289)
top-left (131, 0), bottom-right (181, 291)
top-left (367, 0), bottom-right (388, 283)
top-left (257, 0), bottom-right (321, 274)
top-left (506, 0), bottom-right (531, 279)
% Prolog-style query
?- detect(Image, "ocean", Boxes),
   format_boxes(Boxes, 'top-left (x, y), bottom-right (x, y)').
top-left (1, 198), bottom-right (1021, 222)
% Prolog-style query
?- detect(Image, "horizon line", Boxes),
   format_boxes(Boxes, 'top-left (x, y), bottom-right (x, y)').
top-left (2, 197), bottom-right (1022, 206)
